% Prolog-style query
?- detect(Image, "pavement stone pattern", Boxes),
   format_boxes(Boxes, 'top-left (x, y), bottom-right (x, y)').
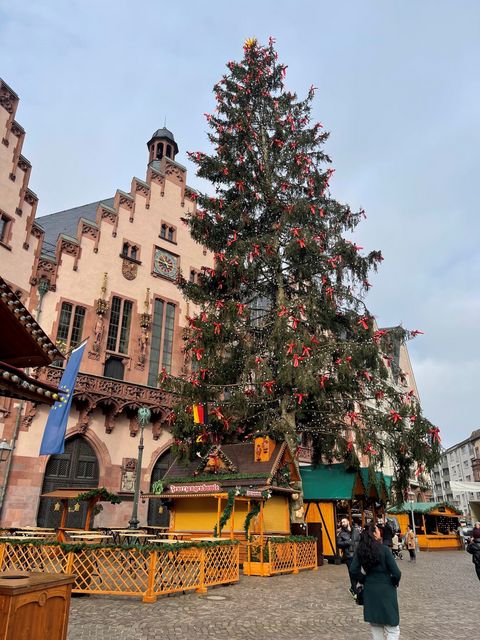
top-left (67, 550), bottom-right (478, 640)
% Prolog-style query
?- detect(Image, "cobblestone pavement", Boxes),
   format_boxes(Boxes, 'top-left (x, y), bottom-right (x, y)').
top-left (68, 550), bottom-right (478, 640)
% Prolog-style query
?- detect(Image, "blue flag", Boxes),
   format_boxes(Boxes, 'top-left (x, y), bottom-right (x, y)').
top-left (39, 341), bottom-right (87, 455)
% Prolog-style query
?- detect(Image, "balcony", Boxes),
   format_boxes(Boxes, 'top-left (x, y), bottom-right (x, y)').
top-left (36, 366), bottom-right (172, 438)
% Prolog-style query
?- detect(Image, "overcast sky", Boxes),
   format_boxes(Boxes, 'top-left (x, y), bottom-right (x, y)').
top-left (1, 1), bottom-right (479, 447)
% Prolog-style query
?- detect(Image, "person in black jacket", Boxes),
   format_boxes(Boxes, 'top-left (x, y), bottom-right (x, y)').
top-left (466, 539), bottom-right (480, 581)
top-left (382, 519), bottom-right (394, 548)
top-left (337, 518), bottom-right (361, 596)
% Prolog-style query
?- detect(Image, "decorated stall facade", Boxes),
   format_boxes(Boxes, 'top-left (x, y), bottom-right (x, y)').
top-left (147, 437), bottom-right (297, 539)
top-left (301, 464), bottom-right (392, 559)
top-left (388, 502), bottom-right (462, 550)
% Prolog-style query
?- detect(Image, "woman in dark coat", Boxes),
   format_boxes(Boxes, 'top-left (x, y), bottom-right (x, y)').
top-left (350, 522), bottom-right (402, 640)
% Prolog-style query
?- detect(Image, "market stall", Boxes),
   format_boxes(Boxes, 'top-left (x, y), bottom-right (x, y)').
top-left (301, 464), bottom-right (367, 559)
top-left (387, 502), bottom-right (463, 550)
top-left (145, 438), bottom-right (298, 541)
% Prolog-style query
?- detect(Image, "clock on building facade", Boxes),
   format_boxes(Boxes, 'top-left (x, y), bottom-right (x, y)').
top-left (153, 247), bottom-right (179, 280)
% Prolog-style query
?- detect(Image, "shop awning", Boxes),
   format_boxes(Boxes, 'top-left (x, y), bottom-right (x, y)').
top-left (388, 501), bottom-right (462, 515)
top-left (300, 464), bottom-right (366, 500)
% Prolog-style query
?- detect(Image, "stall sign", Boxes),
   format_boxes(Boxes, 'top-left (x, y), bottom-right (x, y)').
top-left (170, 483), bottom-right (221, 494)
top-left (245, 489), bottom-right (263, 498)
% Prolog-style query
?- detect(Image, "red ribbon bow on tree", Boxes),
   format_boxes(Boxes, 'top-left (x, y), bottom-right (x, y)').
top-left (389, 410), bottom-right (401, 424)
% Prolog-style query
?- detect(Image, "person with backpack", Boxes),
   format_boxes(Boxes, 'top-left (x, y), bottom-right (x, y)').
top-left (350, 522), bottom-right (402, 640)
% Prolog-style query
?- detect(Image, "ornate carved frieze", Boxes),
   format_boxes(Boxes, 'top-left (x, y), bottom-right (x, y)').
top-left (81, 222), bottom-right (99, 240)
top-left (10, 121), bottom-right (24, 137)
top-left (165, 162), bottom-right (185, 183)
top-left (120, 458), bottom-right (137, 492)
top-left (149, 169), bottom-right (165, 187)
top-left (17, 155), bottom-right (31, 172)
top-left (133, 178), bottom-right (150, 197)
top-left (0, 82), bottom-right (18, 115)
top-left (24, 189), bottom-right (38, 207)
top-left (118, 191), bottom-right (134, 211)
top-left (60, 238), bottom-right (79, 256)
top-left (99, 206), bottom-right (117, 225)
top-left (39, 367), bottom-right (172, 435)
top-left (31, 224), bottom-right (43, 238)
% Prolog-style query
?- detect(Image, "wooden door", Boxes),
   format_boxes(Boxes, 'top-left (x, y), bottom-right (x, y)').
top-left (147, 449), bottom-right (173, 526)
top-left (37, 436), bottom-right (99, 528)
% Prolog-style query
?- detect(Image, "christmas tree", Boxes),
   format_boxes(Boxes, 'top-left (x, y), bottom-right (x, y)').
top-left (165, 37), bottom-right (440, 498)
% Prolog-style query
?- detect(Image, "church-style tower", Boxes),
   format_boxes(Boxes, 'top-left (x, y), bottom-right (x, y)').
top-left (147, 128), bottom-right (179, 165)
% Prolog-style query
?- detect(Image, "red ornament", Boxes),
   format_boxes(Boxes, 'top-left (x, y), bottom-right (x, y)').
top-left (294, 392), bottom-right (306, 405)
top-left (319, 374), bottom-right (329, 389)
top-left (292, 354), bottom-right (303, 367)
top-left (302, 345), bottom-right (312, 357)
top-left (358, 316), bottom-right (370, 331)
top-left (262, 381), bottom-right (275, 394)
top-left (286, 343), bottom-right (296, 355)
top-left (389, 410), bottom-right (401, 424)
top-left (213, 322), bottom-right (222, 335)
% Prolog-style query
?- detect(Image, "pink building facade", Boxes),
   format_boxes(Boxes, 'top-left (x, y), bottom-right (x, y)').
top-left (0, 78), bottom-right (210, 528)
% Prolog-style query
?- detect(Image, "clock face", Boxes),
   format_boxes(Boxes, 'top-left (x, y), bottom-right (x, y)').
top-left (154, 248), bottom-right (178, 280)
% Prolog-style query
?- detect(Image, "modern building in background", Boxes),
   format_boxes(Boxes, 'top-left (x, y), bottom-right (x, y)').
top-left (431, 429), bottom-right (480, 521)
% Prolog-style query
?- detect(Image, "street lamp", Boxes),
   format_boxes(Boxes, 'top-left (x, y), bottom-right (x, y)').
top-left (128, 407), bottom-right (151, 529)
top-left (0, 439), bottom-right (13, 463)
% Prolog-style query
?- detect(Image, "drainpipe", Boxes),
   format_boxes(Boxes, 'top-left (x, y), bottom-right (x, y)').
top-left (0, 279), bottom-right (50, 520)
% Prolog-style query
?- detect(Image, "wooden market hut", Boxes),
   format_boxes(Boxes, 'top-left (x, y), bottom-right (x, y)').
top-left (40, 487), bottom-right (121, 540)
top-left (387, 502), bottom-right (463, 551)
top-left (301, 464), bottom-right (366, 559)
top-left (145, 437), bottom-right (298, 541)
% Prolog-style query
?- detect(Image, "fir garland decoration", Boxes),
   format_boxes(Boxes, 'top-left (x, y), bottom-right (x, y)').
top-left (213, 488), bottom-right (236, 537)
top-left (76, 487), bottom-right (121, 504)
top-left (166, 472), bottom-right (270, 484)
top-left (244, 501), bottom-right (261, 537)
top-left (0, 538), bottom-right (238, 553)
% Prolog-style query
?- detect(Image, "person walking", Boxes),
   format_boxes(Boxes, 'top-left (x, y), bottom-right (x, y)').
top-left (472, 522), bottom-right (480, 541)
top-left (350, 522), bottom-right (402, 640)
top-left (466, 537), bottom-right (480, 581)
top-left (404, 525), bottom-right (416, 563)
top-left (382, 519), bottom-right (394, 548)
top-left (337, 518), bottom-right (360, 597)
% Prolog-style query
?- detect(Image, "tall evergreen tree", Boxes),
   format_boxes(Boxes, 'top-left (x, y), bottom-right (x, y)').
top-left (165, 38), bottom-right (440, 497)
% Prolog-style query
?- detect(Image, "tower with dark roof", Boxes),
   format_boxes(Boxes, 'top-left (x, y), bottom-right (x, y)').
top-left (147, 127), bottom-right (179, 164)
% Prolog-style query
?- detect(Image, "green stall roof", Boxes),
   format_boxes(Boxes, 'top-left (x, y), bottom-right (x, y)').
top-left (388, 501), bottom-right (462, 515)
top-left (300, 464), bottom-right (365, 500)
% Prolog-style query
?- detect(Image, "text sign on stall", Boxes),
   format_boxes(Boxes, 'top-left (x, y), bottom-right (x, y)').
top-left (169, 483), bottom-right (221, 494)
top-left (245, 489), bottom-right (263, 498)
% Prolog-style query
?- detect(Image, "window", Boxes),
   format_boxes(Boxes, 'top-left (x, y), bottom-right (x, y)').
top-left (56, 302), bottom-right (86, 349)
top-left (104, 356), bottom-right (125, 380)
top-left (156, 143), bottom-right (163, 160)
top-left (0, 211), bottom-right (12, 245)
top-left (160, 222), bottom-right (176, 243)
top-left (147, 299), bottom-right (176, 386)
top-left (189, 268), bottom-right (200, 283)
top-left (107, 296), bottom-right (133, 354)
top-left (120, 241), bottom-right (140, 262)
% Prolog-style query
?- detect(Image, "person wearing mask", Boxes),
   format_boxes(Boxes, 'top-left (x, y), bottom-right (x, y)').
top-left (350, 522), bottom-right (402, 640)
top-left (404, 525), bottom-right (416, 563)
top-left (337, 517), bottom-right (360, 597)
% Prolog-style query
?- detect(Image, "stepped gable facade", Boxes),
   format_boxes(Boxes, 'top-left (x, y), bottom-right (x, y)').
top-left (0, 78), bottom-right (211, 527)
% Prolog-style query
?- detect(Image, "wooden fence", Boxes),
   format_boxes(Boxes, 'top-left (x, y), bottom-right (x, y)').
top-left (0, 541), bottom-right (239, 603)
top-left (243, 538), bottom-right (317, 576)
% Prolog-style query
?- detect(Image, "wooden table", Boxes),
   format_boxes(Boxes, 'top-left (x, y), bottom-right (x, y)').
top-left (0, 536), bottom-right (38, 542)
top-left (117, 532), bottom-right (156, 545)
top-left (149, 538), bottom-right (187, 544)
top-left (68, 534), bottom-right (113, 542)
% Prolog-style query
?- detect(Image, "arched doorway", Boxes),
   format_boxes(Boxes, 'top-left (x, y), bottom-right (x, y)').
top-left (148, 448), bottom-right (173, 526)
top-left (37, 435), bottom-right (99, 528)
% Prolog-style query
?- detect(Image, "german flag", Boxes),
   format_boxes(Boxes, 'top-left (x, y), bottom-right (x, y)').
top-left (192, 404), bottom-right (206, 425)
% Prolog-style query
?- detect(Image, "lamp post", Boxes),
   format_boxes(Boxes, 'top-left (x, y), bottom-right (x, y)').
top-left (128, 408), bottom-right (151, 529)
top-left (0, 439), bottom-right (13, 463)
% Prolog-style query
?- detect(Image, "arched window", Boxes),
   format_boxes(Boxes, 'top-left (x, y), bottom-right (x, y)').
top-left (104, 356), bottom-right (125, 380)
top-left (156, 143), bottom-right (164, 160)
top-left (166, 144), bottom-right (172, 159)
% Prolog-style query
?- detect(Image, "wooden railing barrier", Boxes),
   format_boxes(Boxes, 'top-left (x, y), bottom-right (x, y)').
top-left (0, 541), bottom-right (239, 603)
